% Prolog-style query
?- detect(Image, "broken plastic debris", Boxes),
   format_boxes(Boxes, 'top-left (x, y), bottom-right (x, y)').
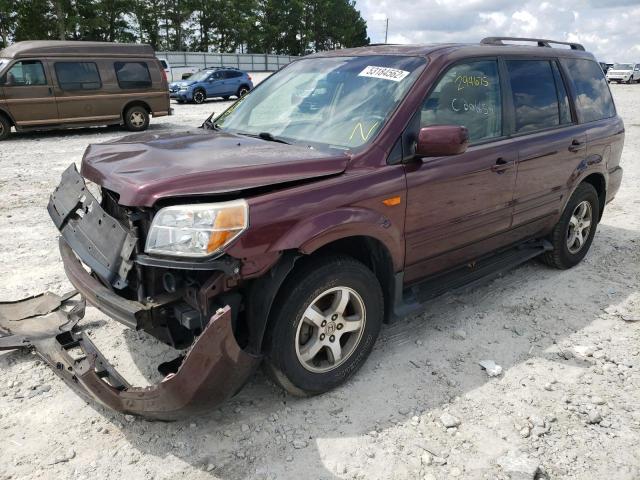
top-left (479, 359), bottom-right (503, 377)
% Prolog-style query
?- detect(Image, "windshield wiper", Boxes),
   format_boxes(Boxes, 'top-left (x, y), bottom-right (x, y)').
top-left (258, 132), bottom-right (290, 144)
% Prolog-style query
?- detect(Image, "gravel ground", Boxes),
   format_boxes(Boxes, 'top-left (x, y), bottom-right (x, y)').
top-left (0, 81), bottom-right (639, 480)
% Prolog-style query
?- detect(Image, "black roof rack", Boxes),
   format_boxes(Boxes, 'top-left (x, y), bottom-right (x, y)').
top-left (481, 37), bottom-right (585, 51)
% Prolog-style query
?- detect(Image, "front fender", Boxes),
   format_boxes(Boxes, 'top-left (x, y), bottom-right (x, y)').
top-left (271, 206), bottom-right (404, 271)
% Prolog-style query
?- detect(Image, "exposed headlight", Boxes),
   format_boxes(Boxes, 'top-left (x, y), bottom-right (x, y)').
top-left (145, 200), bottom-right (248, 258)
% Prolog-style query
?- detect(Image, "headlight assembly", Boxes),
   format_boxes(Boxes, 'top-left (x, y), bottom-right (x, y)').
top-left (145, 200), bottom-right (248, 258)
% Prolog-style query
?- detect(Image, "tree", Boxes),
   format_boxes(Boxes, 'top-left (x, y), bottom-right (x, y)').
top-left (1, 0), bottom-right (368, 54)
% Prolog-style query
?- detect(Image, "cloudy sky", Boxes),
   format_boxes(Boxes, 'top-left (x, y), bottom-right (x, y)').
top-left (354, 0), bottom-right (640, 62)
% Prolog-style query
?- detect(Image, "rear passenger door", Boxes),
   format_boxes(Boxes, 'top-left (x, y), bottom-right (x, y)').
top-left (0, 59), bottom-right (58, 126)
top-left (506, 58), bottom-right (587, 229)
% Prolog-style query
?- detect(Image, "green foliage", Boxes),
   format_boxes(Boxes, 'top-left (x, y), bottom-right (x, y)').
top-left (1, 0), bottom-right (369, 54)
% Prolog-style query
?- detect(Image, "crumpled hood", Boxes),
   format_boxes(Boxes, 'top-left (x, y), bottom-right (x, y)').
top-left (80, 130), bottom-right (349, 207)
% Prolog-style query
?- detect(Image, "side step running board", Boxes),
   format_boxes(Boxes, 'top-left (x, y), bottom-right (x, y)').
top-left (392, 240), bottom-right (552, 320)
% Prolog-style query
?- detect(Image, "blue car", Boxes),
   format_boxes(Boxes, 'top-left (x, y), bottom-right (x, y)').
top-left (169, 68), bottom-right (253, 104)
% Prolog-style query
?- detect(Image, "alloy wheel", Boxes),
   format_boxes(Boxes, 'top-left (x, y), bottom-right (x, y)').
top-left (566, 200), bottom-right (592, 254)
top-left (129, 111), bottom-right (146, 128)
top-left (194, 91), bottom-right (205, 103)
top-left (239, 87), bottom-right (249, 97)
top-left (295, 286), bottom-right (366, 373)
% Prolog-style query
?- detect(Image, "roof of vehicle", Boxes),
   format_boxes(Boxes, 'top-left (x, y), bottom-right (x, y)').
top-left (304, 38), bottom-right (595, 61)
top-left (0, 41), bottom-right (155, 59)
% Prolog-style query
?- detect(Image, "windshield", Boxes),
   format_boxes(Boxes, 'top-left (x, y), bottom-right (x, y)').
top-left (188, 70), bottom-right (216, 82)
top-left (214, 55), bottom-right (426, 150)
top-left (613, 63), bottom-right (633, 70)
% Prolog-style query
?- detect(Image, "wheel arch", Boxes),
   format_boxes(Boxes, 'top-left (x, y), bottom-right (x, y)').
top-left (580, 172), bottom-right (606, 221)
top-left (0, 107), bottom-right (15, 126)
top-left (243, 235), bottom-right (398, 354)
top-left (122, 100), bottom-right (151, 121)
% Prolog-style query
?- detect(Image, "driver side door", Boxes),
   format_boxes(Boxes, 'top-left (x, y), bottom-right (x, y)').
top-left (403, 59), bottom-right (517, 283)
top-left (204, 71), bottom-right (225, 97)
top-left (1, 59), bottom-right (59, 126)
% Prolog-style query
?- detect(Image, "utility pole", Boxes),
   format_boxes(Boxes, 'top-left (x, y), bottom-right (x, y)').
top-left (384, 18), bottom-right (389, 44)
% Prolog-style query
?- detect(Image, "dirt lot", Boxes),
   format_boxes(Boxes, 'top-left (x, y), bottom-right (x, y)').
top-left (0, 81), bottom-right (639, 480)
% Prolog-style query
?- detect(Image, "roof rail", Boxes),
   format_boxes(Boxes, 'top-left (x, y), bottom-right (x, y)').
top-left (480, 37), bottom-right (585, 51)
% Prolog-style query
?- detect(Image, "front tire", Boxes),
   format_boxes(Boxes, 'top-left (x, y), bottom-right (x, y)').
top-left (123, 106), bottom-right (149, 132)
top-left (193, 89), bottom-right (206, 104)
top-left (541, 183), bottom-right (600, 269)
top-left (0, 115), bottom-right (10, 141)
top-left (264, 256), bottom-right (383, 396)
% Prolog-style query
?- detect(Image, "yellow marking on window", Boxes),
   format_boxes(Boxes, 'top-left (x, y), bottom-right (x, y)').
top-left (349, 121), bottom-right (380, 142)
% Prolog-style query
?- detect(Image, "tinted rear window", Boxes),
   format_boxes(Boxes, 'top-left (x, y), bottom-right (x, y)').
top-left (115, 62), bottom-right (152, 89)
top-left (55, 62), bottom-right (101, 90)
top-left (563, 58), bottom-right (616, 123)
top-left (506, 60), bottom-right (561, 133)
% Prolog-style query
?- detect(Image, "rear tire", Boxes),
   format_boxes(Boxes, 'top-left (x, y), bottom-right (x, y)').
top-left (0, 115), bottom-right (10, 141)
top-left (541, 183), bottom-right (600, 269)
top-left (237, 85), bottom-right (250, 98)
top-left (123, 106), bottom-right (149, 132)
top-left (264, 256), bottom-right (383, 396)
top-left (193, 89), bottom-right (206, 104)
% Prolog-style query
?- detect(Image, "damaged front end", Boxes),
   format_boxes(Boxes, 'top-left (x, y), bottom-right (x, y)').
top-left (0, 164), bottom-right (262, 419)
top-left (0, 295), bottom-right (259, 420)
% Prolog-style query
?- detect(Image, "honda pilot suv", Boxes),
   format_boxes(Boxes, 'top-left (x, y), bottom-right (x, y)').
top-left (9, 37), bottom-right (623, 419)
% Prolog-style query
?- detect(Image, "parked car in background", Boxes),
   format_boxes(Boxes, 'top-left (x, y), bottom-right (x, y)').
top-left (169, 67), bottom-right (253, 104)
top-left (159, 58), bottom-right (198, 81)
top-left (14, 37), bottom-right (623, 419)
top-left (0, 41), bottom-right (171, 140)
top-left (606, 63), bottom-right (640, 83)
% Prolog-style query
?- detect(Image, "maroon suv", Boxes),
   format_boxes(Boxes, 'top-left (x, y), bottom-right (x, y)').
top-left (1, 37), bottom-right (624, 419)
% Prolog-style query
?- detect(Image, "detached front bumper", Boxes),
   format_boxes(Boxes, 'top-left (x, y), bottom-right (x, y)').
top-left (0, 292), bottom-right (260, 420)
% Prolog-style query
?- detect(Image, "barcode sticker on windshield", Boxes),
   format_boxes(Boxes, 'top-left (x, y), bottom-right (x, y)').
top-left (358, 66), bottom-right (410, 82)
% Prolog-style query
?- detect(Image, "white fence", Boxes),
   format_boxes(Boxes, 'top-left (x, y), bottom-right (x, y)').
top-left (155, 51), bottom-right (297, 71)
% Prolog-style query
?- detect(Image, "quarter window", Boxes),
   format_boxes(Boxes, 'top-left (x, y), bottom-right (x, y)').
top-left (505, 60), bottom-right (561, 133)
top-left (55, 62), bottom-right (101, 90)
top-left (562, 58), bottom-right (616, 123)
top-left (114, 62), bottom-right (152, 89)
top-left (421, 60), bottom-right (502, 143)
top-left (2, 60), bottom-right (47, 86)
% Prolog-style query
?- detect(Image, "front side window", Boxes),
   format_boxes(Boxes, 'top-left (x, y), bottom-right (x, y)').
top-left (421, 60), bottom-right (502, 143)
top-left (506, 60), bottom-right (561, 133)
top-left (55, 62), bottom-right (101, 90)
top-left (563, 58), bottom-right (616, 123)
top-left (1, 60), bottom-right (47, 86)
top-left (115, 62), bottom-right (151, 89)
top-left (215, 55), bottom-right (426, 150)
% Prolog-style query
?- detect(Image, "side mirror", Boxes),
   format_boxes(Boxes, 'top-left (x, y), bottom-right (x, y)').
top-left (415, 125), bottom-right (469, 157)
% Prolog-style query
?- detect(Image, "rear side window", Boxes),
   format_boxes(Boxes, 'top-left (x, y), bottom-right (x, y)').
top-left (563, 58), bottom-right (616, 123)
top-left (160, 60), bottom-right (168, 69)
top-left (421, 60), bottom-right (502, 143)
top-left (115, 62), bottom-right (152, 89)
top-left (2, 60), bottom-right (47, 86)
top-left (505, 60), bottom-right (562, 133)
top-left (226, 71), bottom-right (243, 78)
top-left (55, 62), bottom-right (101, 90)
